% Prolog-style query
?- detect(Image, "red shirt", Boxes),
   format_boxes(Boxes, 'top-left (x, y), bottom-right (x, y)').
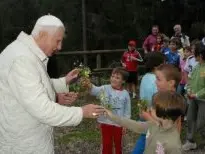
top-left (143, 34), bottom-right (157, 52)
top-left (122, 50), bottom-right (139, 72)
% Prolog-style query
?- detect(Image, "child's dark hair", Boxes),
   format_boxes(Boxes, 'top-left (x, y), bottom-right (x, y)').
top-left (153, 91), bottom-right (186, 121)
top-left (112, 67), bottom-right (129, 81)
top-left (156, 64), bottom-right (181, 88)
top-left (170, 37), bottom-right (182, 49)
top-left (144, 52), bottom-right (165, 73)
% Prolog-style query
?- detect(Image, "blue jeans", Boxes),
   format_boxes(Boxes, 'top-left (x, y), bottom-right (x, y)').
top-left (132, 134), bottom-right (146, 154)
top-left (132, 119), bottom-right (146, 154)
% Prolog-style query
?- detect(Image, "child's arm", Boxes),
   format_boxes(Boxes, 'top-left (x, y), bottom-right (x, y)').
top-left (90, 84), bottom-right (103, 96)
top-left (121, 52), bottom-right (126, 68)
top-left (123, 92), bottom-right (131, 118)
top-left (131, 51), bottom-right (143, 62)
top-left (106, 110), bottom-right (151, 134)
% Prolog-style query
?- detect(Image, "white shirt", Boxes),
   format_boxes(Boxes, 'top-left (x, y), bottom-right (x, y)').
top-left (184, 55), bottom-right (198, 77)
top-left (0, 32), bottom-right (83, 154)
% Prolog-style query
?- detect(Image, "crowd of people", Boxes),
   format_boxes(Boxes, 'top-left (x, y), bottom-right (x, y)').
top-left (0, 14), bottom-right (205, 154)
top-left (120, 24), bottom-right (205, 153)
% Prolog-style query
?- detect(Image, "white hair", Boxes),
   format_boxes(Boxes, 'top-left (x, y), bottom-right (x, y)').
top-left (31, 15), bottom-right (65, 37)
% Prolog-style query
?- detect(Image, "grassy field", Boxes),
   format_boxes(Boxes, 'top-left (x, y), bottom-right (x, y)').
top-left (54, 95), bottom-right (205, 154)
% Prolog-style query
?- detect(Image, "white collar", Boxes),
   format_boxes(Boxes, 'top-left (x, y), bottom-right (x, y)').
top-left (17, 31), bottom-right (48, 63)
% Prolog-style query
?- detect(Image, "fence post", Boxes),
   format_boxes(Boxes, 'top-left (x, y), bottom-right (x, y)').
top-left (96, 54), bottom-right (101, 85)
top-left (96, 54), bottom-right (101, 69)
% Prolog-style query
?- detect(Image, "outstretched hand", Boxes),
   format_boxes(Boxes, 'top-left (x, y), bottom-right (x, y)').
top-left (65, 69), bottom-right (79, 84)
top-left (82, 104), bottom-right (106, 118)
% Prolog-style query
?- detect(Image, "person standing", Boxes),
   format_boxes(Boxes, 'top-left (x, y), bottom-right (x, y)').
top-left (143, 25), bottom-right (159, 54)
top-left (121, 40), bottom-right (143, 98)
top-left (171, 24), bottom-right (190, 48)
top-left (0, 15), bottom-right (105, 154)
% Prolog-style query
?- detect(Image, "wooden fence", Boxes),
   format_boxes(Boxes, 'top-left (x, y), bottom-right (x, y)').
top-left (48, 48), bottom-right (145, 82)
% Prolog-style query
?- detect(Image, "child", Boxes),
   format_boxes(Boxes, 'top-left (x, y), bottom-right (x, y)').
top-left (106, 91), bottom-right (186, 154)
top-left (161, 37), bottom-right (170, 54)
top-left (151, 34), bottom-right (163, 52)
top-left (132, 52), bottom-right (166, 154)
top-left (177, 46), bottom-right (191, 96)
top-left (90, 67), bottom-right (131, 154)
top-left (182, 45), bottom-right (205, 151)
top-left (164, 38), bottom-right (181, 68)
top-left (121, 40), bottom-right (143, 98)
top-left (183, 40), bottom-right (199, 79)
top-left (155, 64), bottom-right (181, 92)
top-left (143, 64), bottom-right (183, 132)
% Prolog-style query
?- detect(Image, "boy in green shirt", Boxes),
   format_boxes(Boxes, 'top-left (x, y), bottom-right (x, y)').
top-left (183, 44), bottom-right (205, 151)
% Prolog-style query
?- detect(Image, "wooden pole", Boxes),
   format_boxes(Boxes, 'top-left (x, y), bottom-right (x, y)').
top-left (82, 0), bottom-right (88, 65)
top-left (96, 54), bottom-right (101, 85)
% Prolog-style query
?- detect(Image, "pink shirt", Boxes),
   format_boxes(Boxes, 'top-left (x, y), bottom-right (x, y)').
top-left (143, 34), bottom-right (157, 52)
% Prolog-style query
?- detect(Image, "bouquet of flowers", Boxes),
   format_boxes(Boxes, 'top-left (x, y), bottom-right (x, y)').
top-left (97, 87), bottom-right (113, 110)
top-left (69, 64), bottom-right (91, 94)
top-left (137, 99), bottom-right (148, 112)
top-left (96, 86), bottom-right (121, 111)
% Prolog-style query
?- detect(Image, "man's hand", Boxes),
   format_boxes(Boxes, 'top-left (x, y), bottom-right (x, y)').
top-left (82, 104), bottom-right (105, 118)
top-left (56, 92), bottom-right (78, 105)
top-left (65, 69), bottom-right (79, 84)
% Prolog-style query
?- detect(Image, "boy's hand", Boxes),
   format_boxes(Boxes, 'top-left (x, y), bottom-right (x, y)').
top-left (80, 77), bottom-right (92, 89)
top-left (130, 56), bottom-right (136, 61)
top-left (103, 108), bottom-right (113, 118)
top-left (139, 111), bottom-right (152, 121)
top-left (122, 63), bottom-right (126, 68)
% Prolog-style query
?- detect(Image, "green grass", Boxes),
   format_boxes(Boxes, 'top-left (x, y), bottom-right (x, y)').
top-left (57, 130), bottom-right (100, 144)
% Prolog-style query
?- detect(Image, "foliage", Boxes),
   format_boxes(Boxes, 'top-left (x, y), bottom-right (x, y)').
top-left (0, 0), bottom-right (205, 52)
top-left (137, 99), bottom-right (148, 113)
top-left (69, 65), bottom-right (91, 94)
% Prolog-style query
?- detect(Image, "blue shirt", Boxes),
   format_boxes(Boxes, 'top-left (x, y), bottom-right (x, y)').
top-left (161, 47), bottom-right (170, 55)
top-left (164, 49), bottom-right (180, 67)
top-left (91, 84), bottom-right (131, 126)
top-left (140, 73), bottom-right (157, 107)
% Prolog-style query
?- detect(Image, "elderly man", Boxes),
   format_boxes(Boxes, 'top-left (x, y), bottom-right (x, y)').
top-left (0, 15), bottom-right (105, 153)
top-left (172, 24), bottom-right (190, 47)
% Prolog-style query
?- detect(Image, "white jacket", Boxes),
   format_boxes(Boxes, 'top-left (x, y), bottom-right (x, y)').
top-left (0, 32), bottom-right (83, 154)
